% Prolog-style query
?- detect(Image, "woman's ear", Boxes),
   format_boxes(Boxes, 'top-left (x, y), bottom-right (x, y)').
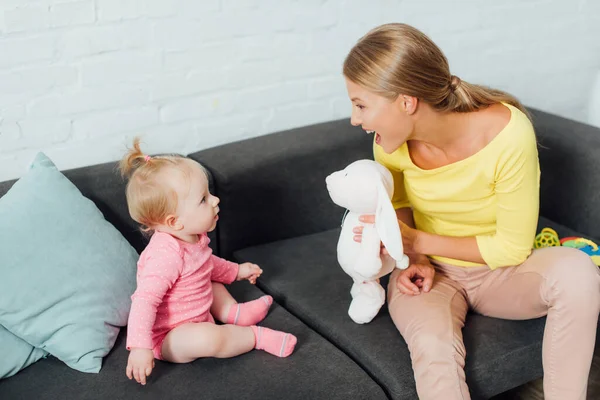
top-left (165, 215), bottom-right (183, 231)
top-left (399, 95), bottom-right (418, 115)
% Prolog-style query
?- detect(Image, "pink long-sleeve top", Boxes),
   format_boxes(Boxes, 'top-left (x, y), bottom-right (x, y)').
top-left (126, 231), bottom-right (239, 350)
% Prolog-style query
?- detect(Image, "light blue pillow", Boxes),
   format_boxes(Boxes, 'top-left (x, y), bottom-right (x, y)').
top-left (0, 152), bottom-right (138, 374)
top-left (0, 325), bottom-right (48, 379)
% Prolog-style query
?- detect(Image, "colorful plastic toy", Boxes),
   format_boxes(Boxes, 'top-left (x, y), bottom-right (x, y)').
top-left (534, 227), bottom-right (560, 249)
top-left (534, 228), bottom-right (600, 266)
top-left (560, 237), bottom-right (600, 266)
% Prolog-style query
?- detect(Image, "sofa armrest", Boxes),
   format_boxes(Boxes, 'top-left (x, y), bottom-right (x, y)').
top-left (532, 107), bottom-right (600, 239)
top-left (188, 119), bottom-right (371, 259)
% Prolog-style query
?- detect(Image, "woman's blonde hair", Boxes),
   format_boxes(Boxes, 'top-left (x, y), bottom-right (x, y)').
top-left (343, 23), bottom-right (530, 119)
top-left (119, 138), bottom-right (195, 233)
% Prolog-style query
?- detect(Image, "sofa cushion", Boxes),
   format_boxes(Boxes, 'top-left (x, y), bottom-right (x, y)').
top-left (233, 216), bottom-right (599, 400)
top-left (0, 282), bottom-right (387, 400)
top-left (0, 153), bottom-right (138, 374)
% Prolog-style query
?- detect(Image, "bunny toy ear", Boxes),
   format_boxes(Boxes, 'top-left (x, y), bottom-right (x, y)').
top-left (375, 179), bottom-right (405, 261)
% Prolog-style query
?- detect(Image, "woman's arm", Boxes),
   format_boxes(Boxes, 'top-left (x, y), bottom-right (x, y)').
top-left (395, 207), bottom-right (430, 263)
top-left (395, 207), bottom-right (415, 229)
top-left (415, 233), bottom-right (484, 264)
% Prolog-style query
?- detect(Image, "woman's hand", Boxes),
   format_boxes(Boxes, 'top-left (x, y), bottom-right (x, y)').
top-left (395, 255), bottom-right (435, 295)
top-left (353, 214), bottom-right (423, 255)
top-left (353, 214), bottom-right (434, 294)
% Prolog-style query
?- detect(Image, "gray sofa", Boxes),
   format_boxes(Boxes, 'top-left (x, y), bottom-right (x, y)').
top-left (1, 107), bottom-right (599, 399)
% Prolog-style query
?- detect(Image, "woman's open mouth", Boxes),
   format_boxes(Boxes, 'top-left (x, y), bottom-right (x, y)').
top-left (375, 132), bottom-right (381, 144)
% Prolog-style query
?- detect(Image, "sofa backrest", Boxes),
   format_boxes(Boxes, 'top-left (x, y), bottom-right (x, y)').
top-left (2, 107), bottom-right (598, 259)
top-left (533, 108), bottom-right (600, 240)
top-left (188, 119), bottom-right (372, 259)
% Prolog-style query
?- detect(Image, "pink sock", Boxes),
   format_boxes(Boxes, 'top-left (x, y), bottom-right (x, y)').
top-left (226, 295), bottom-right (273, 326)
top-left (250, 326), bottom-right (297, 357)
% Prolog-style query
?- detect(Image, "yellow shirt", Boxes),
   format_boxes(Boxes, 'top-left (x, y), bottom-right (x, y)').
top-left (374, 103), bottom-right (540, 269)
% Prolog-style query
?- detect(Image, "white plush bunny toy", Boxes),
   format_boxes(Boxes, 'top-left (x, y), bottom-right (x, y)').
top-left (325, 159), bottom-right (410, 324)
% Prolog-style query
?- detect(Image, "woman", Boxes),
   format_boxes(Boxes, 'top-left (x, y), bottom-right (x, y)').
top-left (346, 23), bottom-right (600, 400)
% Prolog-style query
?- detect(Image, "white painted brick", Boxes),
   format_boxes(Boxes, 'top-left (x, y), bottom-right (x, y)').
top-left (142, 1), bottom-right (179, 18)
top-left (151, 71), bottom-right (227, 102)
top-left (18, 118), bottom-right (72, 147)
top-left (289, 1), bottom-right (338, 31)
top-left (224, 61), bottom-right (284, 89)
top-left (0, 35), bottom-right (56, 70)
top-left (264, 101), bottom-right (333, 133)
top-left (0, 152), bottom-right (24, 181)
top-left (281, 55), bottom-right (339, 80)
top-left (233, 82), bottom-right (308, 113)
top-left (222, 0), bottom-right (260, 12)
top-left (194, 112), bottom-right (267, 149)
top-left (127, 122), bottom-right (197, 156)
top-left (0, 119), bottom-right (23, 152)
top-left (307, 30), bottom-right (348, 58)
top-left (58, 21), bottom-right (153, 59)
top-left (81, 51), bottom-right (162, 86)
top-left (96, 0), bottom-right (142, 22)
top-left (97, 0), bottom-right (219, 22)
top-left (239, 33), bottom-right (310, 62)
top-left (72, 106), bottom-right (159, 140)
top-left (0, 0), bottom-right (599, 182)
top-left (308, 76), bottom-right (345, 99)
top-left (41, 136), bottom-right (127, 175)
top-left (152, 19), bottom-right (207, 51)
top-left (0, 65), bottom-right (77, 95)
top-left (176, 1), bottom-right (220, 15)
top-left (50, 1), bottom-right (95, 28)
top-left (338, 0), bottom-right (385, 26)
top-left (0, 1), bottom-right (55, 10)
top-left (0, 10), bottom-right (7, 35)
top-left (26, 93), bottom-right (62, 118)
top-left (0, 91), bottom-right (35, 113)
top-left (28, 85), bottom-right (150, 117)
top-left (160, 92), bottom-right (236, 123)
top-left (0, 104), bottom-right (26, 120)
top-left (197, 11), bottom-right (291, 41)
top-left (4, 4), bottom-right (51, 33)
top-left (67, 85), bottom-right (148, 114)
top-left (331, 97), bottom-right (351, 119)
top-left (163, 43), bottom-right (240, 72)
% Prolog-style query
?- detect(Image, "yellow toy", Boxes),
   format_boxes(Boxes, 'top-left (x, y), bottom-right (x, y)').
top-left (533, 227), bottom-right (560, 249)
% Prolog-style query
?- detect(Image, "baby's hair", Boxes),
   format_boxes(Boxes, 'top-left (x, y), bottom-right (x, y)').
top-left (119, 137), bottom-right (205, 234)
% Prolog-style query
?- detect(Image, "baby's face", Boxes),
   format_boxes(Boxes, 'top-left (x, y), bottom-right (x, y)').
top-left (173, 162), bottom-right (220, 238)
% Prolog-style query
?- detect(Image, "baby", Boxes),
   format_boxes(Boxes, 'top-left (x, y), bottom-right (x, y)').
top-left (120, 138), bottom-right (296, 385)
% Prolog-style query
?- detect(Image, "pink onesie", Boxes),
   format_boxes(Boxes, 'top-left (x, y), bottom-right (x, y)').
top-left (126, 231), bottom-right (239, 360)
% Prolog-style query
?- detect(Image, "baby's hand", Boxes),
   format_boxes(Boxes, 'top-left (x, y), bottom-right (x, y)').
top-left (126, 348), bottom-right (155, 385)
top-left (238, 262), bottom-right (263, 284)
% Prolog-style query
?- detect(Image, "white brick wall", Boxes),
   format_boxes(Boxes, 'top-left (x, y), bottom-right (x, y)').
top-left (0, 0), bottom-right (599, 182)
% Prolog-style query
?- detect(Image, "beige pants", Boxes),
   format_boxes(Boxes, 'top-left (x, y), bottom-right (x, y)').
top-left (387, 247), bottom-right (600, 400)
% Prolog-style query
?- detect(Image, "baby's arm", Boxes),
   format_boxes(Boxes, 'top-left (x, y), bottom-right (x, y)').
top-left (126, 241), bottom-right (183, 385)
top-left (210, 254), bottom-right (240, 284)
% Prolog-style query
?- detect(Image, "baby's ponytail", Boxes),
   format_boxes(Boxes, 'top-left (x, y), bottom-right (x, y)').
top-left (119, 137), bottom-right (149, 178)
